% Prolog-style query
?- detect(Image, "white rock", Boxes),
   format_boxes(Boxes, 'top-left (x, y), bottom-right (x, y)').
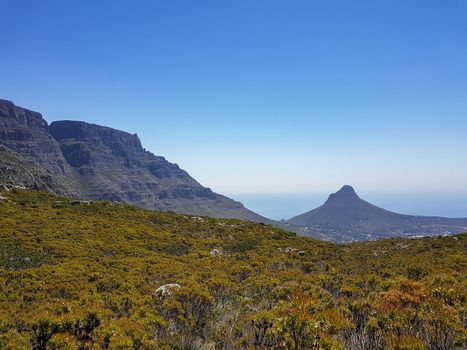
top-left (210, 248), bottom-right (222, 256)
top-left (155, 283), bottom-right (181, 298)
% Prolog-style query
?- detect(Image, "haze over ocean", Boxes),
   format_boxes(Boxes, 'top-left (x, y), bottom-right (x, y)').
top-left (231, 192), bottom-right (467, 221)
top-left (1, 0), bottom-right (466, 204)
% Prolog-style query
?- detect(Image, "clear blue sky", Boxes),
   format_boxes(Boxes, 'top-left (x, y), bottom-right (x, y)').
top-left (1, 0), bottom-right (467, 199)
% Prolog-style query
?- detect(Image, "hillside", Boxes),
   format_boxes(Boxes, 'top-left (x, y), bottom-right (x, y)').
top-left (48, 120), bottom-right (269, 222)
top-left (0, 145), bottom-right (81, 197)
top-left (288, 185), bottom-right (467, 242)
top-left (0, 99), bottom-right (269, 222)
top-left (0, 189), bottom-right (465, 349)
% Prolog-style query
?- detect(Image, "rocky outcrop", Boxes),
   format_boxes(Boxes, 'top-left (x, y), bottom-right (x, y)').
top-left (0, 145), bottom-right (82, 196)
top-left (155, 283), bottom-right (181, 298)
top-left (0, 99), bottom-right (270, 222)
top-left (0, 100), bottom-right (83, 197)
top-left (48, 120), bottom-right (269, 221)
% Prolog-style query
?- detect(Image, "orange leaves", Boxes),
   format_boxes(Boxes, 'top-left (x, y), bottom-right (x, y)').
top-left (373, 278), bottom-right (466, 349)
top-left (377, 279), bottom-right (428, 312)
top-left (0, 190), bottom-right (466, 349)
top-left (248, 292), bottom-right (348, 350)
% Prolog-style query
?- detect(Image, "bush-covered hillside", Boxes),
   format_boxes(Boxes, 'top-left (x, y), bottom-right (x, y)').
top-left (0, 189), bottom-right (465, 350)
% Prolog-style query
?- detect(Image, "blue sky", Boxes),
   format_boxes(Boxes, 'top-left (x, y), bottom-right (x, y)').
top-left (1, 0), bottom-right (467, 204)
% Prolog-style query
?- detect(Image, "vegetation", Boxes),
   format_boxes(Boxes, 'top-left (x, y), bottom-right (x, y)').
top-left (0, 189), bottom-right (465, 349)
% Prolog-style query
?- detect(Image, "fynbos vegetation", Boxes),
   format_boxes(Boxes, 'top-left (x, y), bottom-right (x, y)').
top-left (0, 189), bottom-right (465, 349)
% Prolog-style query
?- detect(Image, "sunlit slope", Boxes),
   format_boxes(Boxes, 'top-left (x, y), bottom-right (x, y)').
top-left (0, 189), bottom-right (465, 349)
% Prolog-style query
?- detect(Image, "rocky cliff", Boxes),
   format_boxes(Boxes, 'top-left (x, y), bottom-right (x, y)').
top-left (0, 100), bottom-right (83, 197)
top-left (49, 120), bottom-right (268, 221)
top-left (0, 99), bottom-right (269, 222)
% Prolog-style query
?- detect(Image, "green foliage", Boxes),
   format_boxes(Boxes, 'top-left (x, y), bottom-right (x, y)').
top-left (0, 189), bottom-right (465, 349)
top-left (159, 241), bottom-right (192, 256)
top-left (0, 241), bottom-right (48, 270)
top-left (223, 236), bottom-right (259, 253)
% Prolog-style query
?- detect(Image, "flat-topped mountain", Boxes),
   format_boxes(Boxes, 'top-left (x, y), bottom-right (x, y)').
top-left (48, 120), bottom-right (269, 221)
top-left (0, 99), bottom-right (269, 222)
top-left (288, 185), bottom-right (467, 242)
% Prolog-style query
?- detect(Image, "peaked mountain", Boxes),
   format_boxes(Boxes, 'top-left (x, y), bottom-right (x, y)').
top-left (288, 185), bottom-right (467, 242)
top-left (0, 99), bottom-right (269, 222)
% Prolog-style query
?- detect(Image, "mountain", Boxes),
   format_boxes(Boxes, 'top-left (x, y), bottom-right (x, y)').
top-left (0, 99), bottom-right (269, 222)
top-left (0, 99), bottom-right (84, 197)
top-left (288, 185), bottom-right (467, 242)
top-left (0, 145), bottom-right (81, 196)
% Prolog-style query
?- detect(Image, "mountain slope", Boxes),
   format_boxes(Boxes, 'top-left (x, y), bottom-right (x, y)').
top-left (0, 99), bottom-right (84, 197)
top-left (48, 120), bottom-right (270, 222)
top-left (288, 185), bottom-right (467, 242)
top-left (0, 99), bottom-right (269, 222)
top-left (0, 145), bottom-right (82, 196)
top-left (0, 189), bottom-right (465, 349)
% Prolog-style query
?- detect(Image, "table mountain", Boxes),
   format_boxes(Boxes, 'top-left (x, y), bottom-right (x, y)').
top-left (0, 99), bottom-right (83, 197)
top-left (287, 185), bottom-right (467, 242)
top-left (49, 120), bottom-right (269, 221)
top-left (0, 99), bottom-right (269, 222)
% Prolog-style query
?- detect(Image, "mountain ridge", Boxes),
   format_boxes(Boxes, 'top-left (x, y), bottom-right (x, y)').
top-left (0, 99), bottom-right (270, 223)
top-left (2, 98), bottom-right (466, 241)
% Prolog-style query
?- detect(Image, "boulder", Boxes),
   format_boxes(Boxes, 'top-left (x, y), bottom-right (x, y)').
top-left (209, 248), bottom-right (222, 256)
top-left (155, 283), bottom-right (181, 298)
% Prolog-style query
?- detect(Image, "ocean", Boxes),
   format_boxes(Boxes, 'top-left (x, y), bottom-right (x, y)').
top-left (229, 192), bottom-right (467, 221)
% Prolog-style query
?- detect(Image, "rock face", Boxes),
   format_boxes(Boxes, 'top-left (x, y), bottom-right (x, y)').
top-left (0, 99), bottom-right (269, 222)
top-left (0, 100), bottom-right (83, 197)
top-left (288, 185), bottom-right (467, 242)
top-left (48, 120), bottom-right (269, 221)
top-left (49, 120), bottom-right (204, 203)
